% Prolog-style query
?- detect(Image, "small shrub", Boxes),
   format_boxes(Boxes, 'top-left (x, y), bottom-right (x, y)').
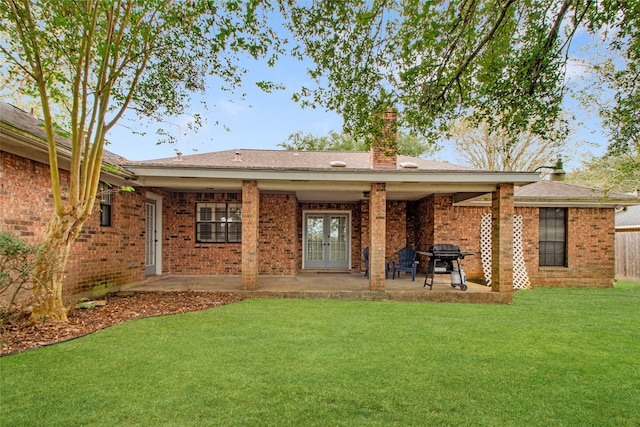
top-left (0, 232), bottom-right (43, 330)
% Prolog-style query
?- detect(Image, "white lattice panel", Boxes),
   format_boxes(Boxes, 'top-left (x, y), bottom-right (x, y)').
top-left (513, 215), bottom-right (532, 289)
top-left (480, 214), bottom-right (531, 290)
top-left (480, 214), bottom-right (493, 287)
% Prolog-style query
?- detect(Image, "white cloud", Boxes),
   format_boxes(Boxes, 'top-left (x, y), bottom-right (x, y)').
top-left (217, 99), bottom-right (251, 119)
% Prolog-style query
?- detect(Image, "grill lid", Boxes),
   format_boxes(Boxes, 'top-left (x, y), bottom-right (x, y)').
top-left (430, 244), bottom-right (461, 253)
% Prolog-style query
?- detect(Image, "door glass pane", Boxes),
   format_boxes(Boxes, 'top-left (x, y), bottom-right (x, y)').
top-left (306, 216), bottom-right (324, 261)
top-left (330, 216), bottom-right (347, 262)
top-left (145, 203), bottom-right (155, 267)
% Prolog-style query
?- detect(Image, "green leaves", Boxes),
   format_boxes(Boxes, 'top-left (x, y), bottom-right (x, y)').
top-left (283, 0), bottom-right (636, 149)
top-left (277, 129), bottom-right (439, 158)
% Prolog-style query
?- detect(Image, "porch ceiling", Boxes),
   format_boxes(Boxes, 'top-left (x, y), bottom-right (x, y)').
top-left (130, 166), bottom-right (539, 202)
top-left (138, 176), bottom-right (500, 202)
top-left (287, 182), bottom-right (499, 202)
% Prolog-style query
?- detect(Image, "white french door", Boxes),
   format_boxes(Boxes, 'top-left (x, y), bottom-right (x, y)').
top-left (304, 213), bottom-right (350, 269)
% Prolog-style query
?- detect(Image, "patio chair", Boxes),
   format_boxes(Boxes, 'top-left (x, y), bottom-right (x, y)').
top-left (392, 246), bottom-right (419, 281)
top-left (364, 246), bottom-right (369, 277)
top-left (363, 247), bottom-right (388, 279)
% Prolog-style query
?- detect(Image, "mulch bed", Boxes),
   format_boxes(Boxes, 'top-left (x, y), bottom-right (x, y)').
top-left (0, 291), bottom-right (248, 356)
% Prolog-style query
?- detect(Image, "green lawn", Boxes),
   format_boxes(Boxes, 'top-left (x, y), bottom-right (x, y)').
top-left (1, 282), bottom-right (639, 426)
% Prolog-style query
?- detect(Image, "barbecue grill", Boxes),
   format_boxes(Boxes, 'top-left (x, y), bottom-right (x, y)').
top-left (423, 244), bottom-right (473, 291)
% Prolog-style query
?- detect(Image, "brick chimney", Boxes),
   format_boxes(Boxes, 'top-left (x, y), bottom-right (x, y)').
top-left (550, 158), bottom-right (566, 182)
top-left (370, 108), bottom-right (398, 169)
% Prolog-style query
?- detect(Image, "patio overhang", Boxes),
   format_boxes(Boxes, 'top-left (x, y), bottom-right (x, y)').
top-left (125, 165), bottom-right (540, 202)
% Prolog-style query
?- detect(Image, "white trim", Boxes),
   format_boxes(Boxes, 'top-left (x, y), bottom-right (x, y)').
top-left (128, 166), bottom-right (540, 185)
top-left (302, 210), bottom-right (352, 270)
top-left (145, 192), bottom-right (163, 275)
top-left (455, 200), bottom-right (636, 208)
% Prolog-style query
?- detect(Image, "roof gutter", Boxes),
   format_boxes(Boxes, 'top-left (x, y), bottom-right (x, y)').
top-left (456, 198), bottom-right (639, 208)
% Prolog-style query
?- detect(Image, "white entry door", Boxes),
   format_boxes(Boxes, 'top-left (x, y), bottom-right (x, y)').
top-left (304, 213), bottom-right (350, 269)
top-left (145, 199), bottom-right (157, 276)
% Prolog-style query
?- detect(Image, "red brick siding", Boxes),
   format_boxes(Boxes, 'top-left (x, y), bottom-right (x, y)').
top-left (359, 200), bottom-right (408, 271)
top-left (161, 191), bottom-right (299, 276)
top-left (3, 148), bottom-right (616, 288)
top-left (410, 197), bottom-right (435, 269)
top-left (409, 194), bottom-right (615, 288)
top-left (68, 190), bottom-right (146, 295)
top-left (259, 193), bottom-right (298, 275)
top-left (386, 200), bottom-right (407, 260)
top-left (0, 151), bottom-right (145, 300)
top-left (516, 207), bottom-right (539, 279)
top-left (369, 183), bottom-right (386, 289)
top-left (532, 207), bottom-right (615, 287)
top-left (1, 152), bottom-right (57, 243)
top-left (162, 192), bottom-right (243, 275)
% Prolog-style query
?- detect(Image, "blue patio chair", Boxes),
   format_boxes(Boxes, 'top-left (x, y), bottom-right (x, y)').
top-left (364, 246), bottom-right (369, 277)
top-left (392, 246), bottom-right (419, 281)
top-left (363, 247), bottom-right (388, 279)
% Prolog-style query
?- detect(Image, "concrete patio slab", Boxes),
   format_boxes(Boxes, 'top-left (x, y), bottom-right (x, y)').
top-left (121, 272), bottom-right (512, 304)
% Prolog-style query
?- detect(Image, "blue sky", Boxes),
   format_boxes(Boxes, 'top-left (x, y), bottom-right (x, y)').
top-left (105, 54), bottom-right (345, 161)
top-left (104, 30), bottom-right (608, 171)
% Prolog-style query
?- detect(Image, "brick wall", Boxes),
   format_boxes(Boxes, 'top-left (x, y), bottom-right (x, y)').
top-left (259, 193), bottom-right (298, 275)
top-left (532, 207), bottom-right (615, 287)
top-left (68, 190), bottom-right (146, 296)
top-left (162, 191), bottom-right (243, 275)
top-left (358, 200), bottom-right (410, 271)
top-left (370, 108), bottom-right (398, 170)
top-left (409, 193), bottom-right (616, 288)
top-left (162, 191), bottom-right (299, 276)
top-left (0, 151), bottom-right (145, 300)
top-left (369, 183), bottom-right (386, 289)
top-left (1, 151), bottom-right (57, 243)
top-left (410, 197), bottom-right (434, 270)
top-left (3, 147), bottom-right (616, 289)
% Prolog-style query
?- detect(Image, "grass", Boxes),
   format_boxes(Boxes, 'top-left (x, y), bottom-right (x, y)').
top-left (1, 281), bottom-right (639, 426)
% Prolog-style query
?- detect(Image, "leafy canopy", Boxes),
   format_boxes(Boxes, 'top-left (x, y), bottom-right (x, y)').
top-left (0, 0), bottom-right (281, 321)
top-left (0, 0), bottom-right (281, 213)
top-left (283, 0), bottom-right (638, 153)
top-left (278, 130), bottom-right (440, 158)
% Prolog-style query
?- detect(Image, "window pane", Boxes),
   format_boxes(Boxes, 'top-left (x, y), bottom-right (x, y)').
top-left (228, 222), bottom-right (242, 242)
top-left (215, 204), bottom-right (227, 221)
top-left (539, 208), bottom-right (567, 266)
top-left (100, 204), bottom-right (111, 227)
top-left (214, 223), bottom-right (226, 242)
top-left (306, 216), bottom-right (324, 262)
top-left (197, 223), bottom-right (213, 242)
top-left (228, 204), bottom-right (243, 221)
top-left (196, 202), bottom-right (242, 243)
top-left (330, 216), bottom-right (347, 262)
top-left (198, 205), bottom-right (213, 222)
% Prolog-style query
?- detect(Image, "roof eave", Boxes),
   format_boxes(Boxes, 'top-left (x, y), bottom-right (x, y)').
top-left (1, 122), bottom-right (136, 182)
top-left (456, 197), bottom-right (639, 208)
top-left (125, 165), bottom-right (540, 185)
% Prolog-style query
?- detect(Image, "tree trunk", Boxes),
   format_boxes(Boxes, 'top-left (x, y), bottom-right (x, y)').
top-left (30, 211), bottom-right (86, 323)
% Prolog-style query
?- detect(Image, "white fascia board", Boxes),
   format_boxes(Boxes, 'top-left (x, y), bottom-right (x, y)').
top-left (456, 199), bottom-right (637, 208)
top-left (126, 166), bottom-right (540, 185)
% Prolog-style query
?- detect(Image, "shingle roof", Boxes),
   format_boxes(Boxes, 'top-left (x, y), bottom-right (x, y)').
top-left (0, 102), bottom-right (129, 170)
top-left (515, 180), bottom-right (638, 201)
top-left (130, 148), bottom-right (475, 171)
